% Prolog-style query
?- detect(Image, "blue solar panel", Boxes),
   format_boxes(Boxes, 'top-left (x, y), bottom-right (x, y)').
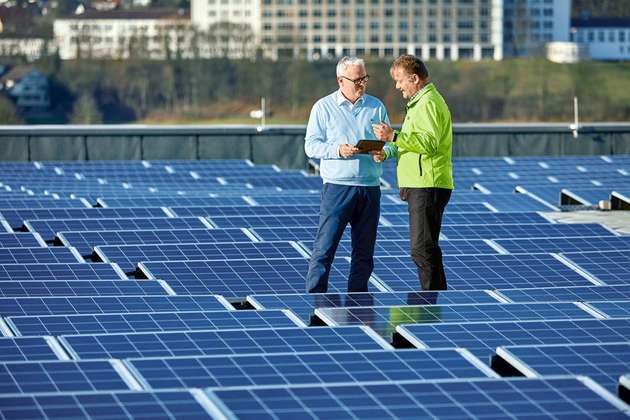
top-left (247, 290), bottom-right (500, 323)
top-left (586, 301), bottom-right (630, 318)
top-left (0, 233), bottom-right (46, 248)
top-left (0, 207), bottom-right (169, 230)
top-left (457, 193), bottom-right (556, 212)
top-left (60, 326), bottom-right (390, 359)
top-left (315, 302), bottom-right (596, 338)
top-left (207, 214), bottom-right (322, 229)
top-left (57, 228), bottom-right (253, 256)
top-left (371, 254), bottom-right (597, 291)
top-left (0, 262), bottom-right (126, 282)
top-left (206, 376), bottom-right (628, 419)
top-left (0, 337), bottom-right (65, 362)
top-left (0, 360), bottom-right (137, 393)
top-left (0, 247), bottom-right (82, 264)
top-left (0, 279), bottom-right (170, 297)
top-left (384, 212), bottom-right (555, 226)
top-left (494, 235), bottom-right (630, 254)
top-left (95, 241), bottom-right (306, 273)
top-left (249, 226), bottom-right (409, 242)
top-left (244, 194), bottom-right (322, 206)
top-left (496, 285), bottom-right (630, 303)
top-left (140, 258), bottom-right (384, 297)
top-left (171, 204), bottom-right (318, 218)
top-left (0, 197), bottom-right (90, 209)
top-left (561, 250), bottom-right (630, 285)
top-left (0, 389), bottom-right (216, 419)
top-left (98, 196), bottom-right (248, 208)
top-left (561, 187), bottom-right (614, 205)
top-left (25, 217), bottom-right (209, 241)
top-left (440, 223), bottom-right (616, 240)
top-left (220, 174), bottom-right (323, 190)
top-left (0, 295), bottom-right (230, 317)
top-left (127, 348), bottom-right (495, 390)
top-left (396, 318), bottom-right (630, 361)
top-left (497, 342), bottom-right (630, 394)
top-left (7, 309), bottom-right (301, 336)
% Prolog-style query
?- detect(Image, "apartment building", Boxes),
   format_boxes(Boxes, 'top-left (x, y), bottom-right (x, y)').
top-left (570, 17), bottom-right (630, 61)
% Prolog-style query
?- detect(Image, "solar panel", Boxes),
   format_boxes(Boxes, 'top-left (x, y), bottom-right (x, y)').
top-left (0, 389), bottom-right (217, 419)
top-left (441, 223), bottom-right (617, 240)
top-left (0, 207), bottom-right (170, 230)
top-left (139, 258), bottom-right (385, 297)
top-left (561, 250), bottom-right (630, 285)
top-left (371, 254), bottom-right (597, 291)
top-left (95, 241), bottom-right (307, 273)
top-left (249, 226), bottom-right (414, 242)
top-left (0, 279), bottom-right (170, 297)
top-left (494, 235), bottom-right (630, 254)
top-left (497, 342), bottom-right (630, 394)
top-left (25, 217), bottom-right (209, 241)
top-left (97, 196), bottom-right (248, 208)
top-left (0, 197), bottom-right (90, 210)
top-left (0, 337), bottom-right (66, 362)
top-left (57, 228), bottom-right (253, 256)
top-left (495, 285), bottom-right (630, 303)
top-left (383, 212), bottom-right (551, 227)
top-left (244, 195), bottom-right (322, 206)
top-left (461, 194), bottom-right (556, 212)
top-left (247, 290), bottom-right (500, 323)
top-left (314, 302), bottom-right (596, 338)
top-left (586, 301), bottom-right (630, 318)
top-left (207, 214), bottom-right (322, 229)
top-left (220, 175), bottom-right (323, 190)
top-left (206, 376), bottom-right (628, 419)
top-left (171, 204), bottom-right (319, 218)
top-left (127, 348), bottom-right (495, 390)
top-left (0, 295), bottom-right (231, 317)
top-left (0, 232), bottom-right (46, 248)
top-left (396, 318), bottom-right (630, 361)
top-left (0, 359), bottom-right (139, 393)
top-left (7, 309), bottom-right (302, 336)
top-left (0, 262), bottom-right (126, 282)
top-left (304, 238), bottom-right (500, 258)
top-left (60, 326), bottom-right (391, 359)
top-left (0, 247), bottom-right (82, 264)
top-left (0, 220), bottom-right (11, 233)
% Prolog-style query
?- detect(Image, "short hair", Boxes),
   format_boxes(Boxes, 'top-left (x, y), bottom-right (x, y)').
top-left (391, 55), bottom-right (429, 79)
top-left (336, 56), bottom-right (365, 77)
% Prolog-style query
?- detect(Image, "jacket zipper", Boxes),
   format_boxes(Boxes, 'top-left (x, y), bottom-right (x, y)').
top-left (418, 154), bottom-right (423, 176)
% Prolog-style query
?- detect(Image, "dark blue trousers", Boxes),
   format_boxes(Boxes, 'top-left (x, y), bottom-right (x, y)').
top-left (306, 183), bottom-right (381, 293)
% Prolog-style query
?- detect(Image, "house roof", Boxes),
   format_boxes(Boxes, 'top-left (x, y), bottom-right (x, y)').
top-left (571, 17), bottom-right (630, 28)
top-left (60, 8), bottom-right (190, 20)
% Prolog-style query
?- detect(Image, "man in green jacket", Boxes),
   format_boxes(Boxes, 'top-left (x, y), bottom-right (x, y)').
top-left (372, 55), bottom-right (453, 290)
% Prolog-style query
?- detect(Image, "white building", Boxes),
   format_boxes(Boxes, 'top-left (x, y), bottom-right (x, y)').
top-left (0, 37), bottom-right (49, 62)
top-left (191, 0), bottom-right (503, 61)
top-left (0, 68), bottom-right (49, 109)
top-left (503, 0), bottom-right (570, 56)
top-left (54, 9), bottom-right (194, 60)
top-left (570, 17), bottom-right (630, 61)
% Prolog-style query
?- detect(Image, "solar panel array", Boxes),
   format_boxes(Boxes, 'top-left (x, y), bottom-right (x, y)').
top-left (0, 156), bottom-right (628, 419)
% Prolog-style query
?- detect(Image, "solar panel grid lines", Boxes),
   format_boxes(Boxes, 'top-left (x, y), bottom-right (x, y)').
top-left (0, 262), bottom-right (127, 282)
top-left (585, 301), bottom-right (630, 319)
top-left (95, 241), bottom-right (308, 273)
top-left (0, 389), bottom-right (218, 419)
top-left (97, 196), bottom-right (250, 208)
top-left (0, 220), bottom-right (11, 233)
top-left (559, 250), bottom-right (630, 285)
top-left (204, 376), bottom-right (629, 419)
top-left (59, 326), bottom-right (393, 360)
top-left (394, 318), bottom-right (630, 361)
top-left (0, 359), bottom-right (142, 394)
top-left (440, 223), bottom-right (618, 240)
top-left (0, 295), bottom-right (233, 317)
top-left (6, 309), bottom-right (304, 336)
top-left (0, 197), bottom-right (91, 209)
top-left (125, 348), bottom-right (497, 391)
top-left (0, 336), bottom-right (68, 362)
top-left (493, 236), bottom-right (630, 255)
top-left (0, 232), bottom-right (47, 248)
top-left (0, 279), bottom-right (171, 298)
top-left (206, 214), bottom-right (323, 229)
top-left (494, 284), bottom-right (630, 304)
top-left (0, 247), bottom-right (83, 265)
top-left (495, 342), bottom-right (630, 395)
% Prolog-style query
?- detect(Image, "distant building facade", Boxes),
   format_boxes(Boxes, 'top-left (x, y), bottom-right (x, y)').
top-left (192, 0), bottom-right (503, 61)
top-left (570, 17), bottom-right (630, 61)
top-left (0, 37), bottom-right (48, 62)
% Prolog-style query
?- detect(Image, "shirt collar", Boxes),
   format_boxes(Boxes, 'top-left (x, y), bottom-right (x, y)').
top-left (407, 82), bottom-right (434, 109)
top-left (336, 89), bottom-right (365, 107)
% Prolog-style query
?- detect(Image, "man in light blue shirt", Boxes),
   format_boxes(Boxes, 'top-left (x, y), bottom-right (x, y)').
top-left (305, 56), bottom-right (391, 293)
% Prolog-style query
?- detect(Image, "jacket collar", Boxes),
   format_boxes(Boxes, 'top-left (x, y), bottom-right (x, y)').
top-left (406, 82), bottom-right (434, 109)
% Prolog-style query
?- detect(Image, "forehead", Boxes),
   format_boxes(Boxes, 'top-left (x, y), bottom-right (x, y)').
top-left (341, 64), bottom-right (366, 76)
top-left (391, 66), bottom-right (411, 79)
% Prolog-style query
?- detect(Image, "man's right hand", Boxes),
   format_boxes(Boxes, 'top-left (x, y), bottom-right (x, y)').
top-left (370, 150), bottom-right (385, 163)
top-left (339, 144), bottom-right (359, 158)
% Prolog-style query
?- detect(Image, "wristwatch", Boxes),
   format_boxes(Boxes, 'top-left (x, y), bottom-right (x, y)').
top-left (392, 131), bottom-right (398, 142)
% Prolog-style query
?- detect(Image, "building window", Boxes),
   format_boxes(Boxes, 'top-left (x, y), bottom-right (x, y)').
top-left (609, 31), bottom-right (615, 42)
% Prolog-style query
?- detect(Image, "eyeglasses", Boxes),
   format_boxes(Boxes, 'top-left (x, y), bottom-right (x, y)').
top-left (340, 75), bottom-right (370, 86)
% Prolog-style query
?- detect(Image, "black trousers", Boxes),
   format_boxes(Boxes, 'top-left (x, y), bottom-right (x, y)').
top-left (403, 187), bottom-right (452, 291)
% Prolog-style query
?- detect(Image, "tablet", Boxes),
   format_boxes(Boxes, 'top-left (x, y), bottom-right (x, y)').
top-left (356, 140), bottom-right (385, 153)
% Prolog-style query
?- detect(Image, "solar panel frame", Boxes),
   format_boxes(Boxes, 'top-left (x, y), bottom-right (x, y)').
top-left (585, 301), bottom-right (630, 319)
top-left (7, 309), bottom-right (304, 336)
top-left (440, 223), bottom-right (617, 240)
top-left (0, 197), bottom-right (91, 209)
top-left (560, 250), bottom-right (630, 285)
top-left (0, 232), bottom-right (47, 248)
top-left (494, 285), bottom-right (630, 303)
top-left (0, 220), bottom-right (11, 233)
top-left (206, 214), bottom-right (323, 229)
top-left (496, 342), bottom-right (630, 395)
top-left (493, 236), bottom-right (630, 255)
top-left (97, 196), bottom-right (249, 208)
top-left (0, 279), bottom-right (172, 298)
top-left (0, 262), bottom-right (127, 282)
top-left (0, 247), bottom-right (83, 264)
top-left (59, 326), bottom-right (393, 360)
top-left (0, 336), bottom-right (68, 362)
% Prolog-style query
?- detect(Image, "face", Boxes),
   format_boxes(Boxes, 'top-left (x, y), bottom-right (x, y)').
top-left (391, 67), bottom-right (421, 99)
top-left (337, 64), bottom-right (368, 103)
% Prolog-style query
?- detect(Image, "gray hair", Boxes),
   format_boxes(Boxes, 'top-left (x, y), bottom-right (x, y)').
top-left (336, 56), bottom-right (365, 77)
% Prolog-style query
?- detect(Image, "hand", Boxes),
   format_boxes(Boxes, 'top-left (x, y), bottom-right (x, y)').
top-left (339, 144), bottom-right (358, 158)
top-left (370, 150), bottom-right (385, 163)
top-left (372, 123), bottom-right (395, 142)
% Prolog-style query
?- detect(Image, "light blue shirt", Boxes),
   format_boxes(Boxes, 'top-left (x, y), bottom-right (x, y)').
top-left (304, 90), bottom-right (391, 186)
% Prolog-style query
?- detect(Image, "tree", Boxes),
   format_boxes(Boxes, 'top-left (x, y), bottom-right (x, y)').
top-left (70, 92), bottom-right (103, 124)
top-left (0, 96), bottom-right (23, 124)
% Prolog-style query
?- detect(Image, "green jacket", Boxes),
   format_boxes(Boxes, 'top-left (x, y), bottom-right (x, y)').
top-left (386, 83), bottom-right (454, 189)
